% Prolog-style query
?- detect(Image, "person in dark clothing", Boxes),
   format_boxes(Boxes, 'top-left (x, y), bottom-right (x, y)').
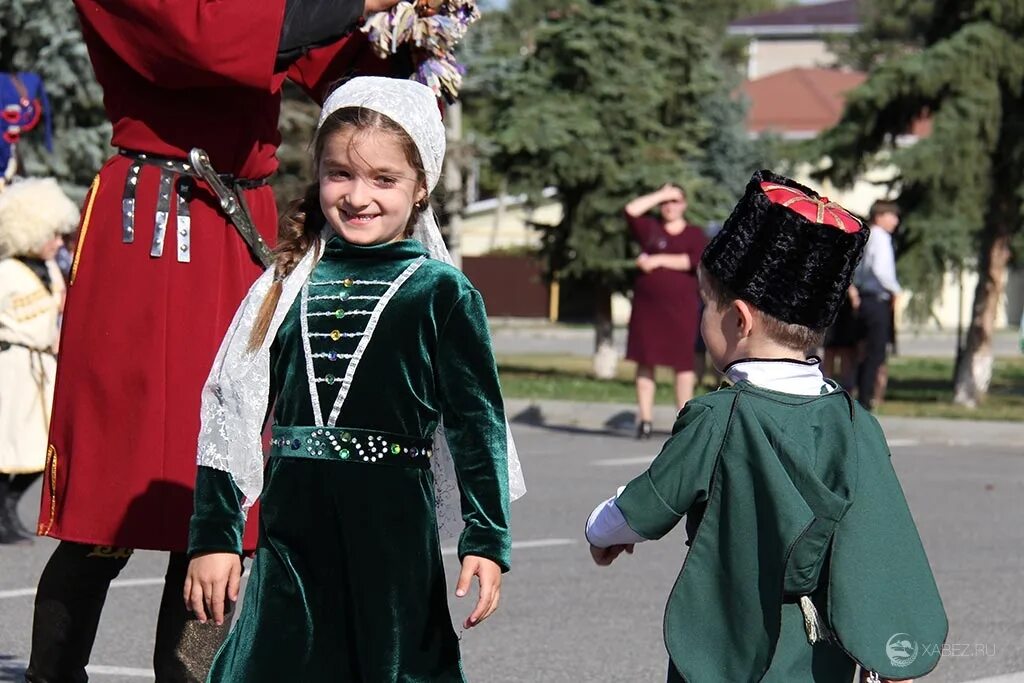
top-left (852, 200), bottom-right (901, 410)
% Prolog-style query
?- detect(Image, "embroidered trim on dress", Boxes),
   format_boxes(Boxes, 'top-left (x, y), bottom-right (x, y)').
top-left (327, 257), bottom-right (426, 426)
top-left (299, 283), bottom-right (326, 427)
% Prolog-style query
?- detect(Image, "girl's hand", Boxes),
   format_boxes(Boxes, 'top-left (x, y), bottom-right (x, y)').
top-left (590, 543), bottom-right (634, 566)
top-left (183, 552), bottom-right (242, 626)
top-left (455, 555), bottom-right (502, 628)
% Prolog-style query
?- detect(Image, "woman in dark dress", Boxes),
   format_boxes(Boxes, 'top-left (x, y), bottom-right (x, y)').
top-left (625, 184), bottom-right (707, 439)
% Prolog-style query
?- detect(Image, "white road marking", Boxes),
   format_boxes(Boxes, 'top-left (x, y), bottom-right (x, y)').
top-left (443, 537), bottom-right (576, 555)
top-left (887, 438), bottom-right (921, 447)
top-left (3, 662), bottom-right (155, 679)
top-left (0, 577), bottom-right (165, 600)
top-left (0, 538), bottom-right (576, 601)
top-left (591, 456), bottom-right (654, 467)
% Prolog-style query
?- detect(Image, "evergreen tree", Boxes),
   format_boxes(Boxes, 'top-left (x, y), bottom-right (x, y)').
top-left (475, 0), bottom-right (763, 371)
top-left (817, 0), bottom-right (1024, 406)
top-left (0, 0), bottom-right (109, 195)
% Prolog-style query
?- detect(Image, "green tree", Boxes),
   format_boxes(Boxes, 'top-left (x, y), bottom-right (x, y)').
top-left (477, 0), bottom-right (763, 373)
top-left (0, 0), bottom-right (109, 195)
top-left (817, 0), bottom-right (1024, 406)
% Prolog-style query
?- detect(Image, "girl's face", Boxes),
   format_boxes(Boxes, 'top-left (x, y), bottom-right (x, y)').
top-left (318, 128), bottom-right (426, 246)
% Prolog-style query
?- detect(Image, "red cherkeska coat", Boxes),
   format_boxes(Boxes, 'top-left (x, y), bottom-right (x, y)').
top-left (40, 0), bottom-right (391, 551)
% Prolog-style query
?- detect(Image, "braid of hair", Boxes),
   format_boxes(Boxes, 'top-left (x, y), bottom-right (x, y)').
top-left (247, 182), bottom-right (323, 352)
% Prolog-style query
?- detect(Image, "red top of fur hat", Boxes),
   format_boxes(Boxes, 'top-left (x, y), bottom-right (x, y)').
top-left (759, 182), bottom-right (861, 234)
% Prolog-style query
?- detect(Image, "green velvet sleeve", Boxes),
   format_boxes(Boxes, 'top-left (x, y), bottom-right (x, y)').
top-left (188, 465), bottom-right (246, 557)
top-left (436, 289), bottom-right (512, 572)
top-left (616, 402), bottom-right (721, 540)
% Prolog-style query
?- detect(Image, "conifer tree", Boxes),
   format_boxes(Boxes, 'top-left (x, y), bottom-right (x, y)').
top-left (818, 0), bottom-right (1024, 406)
top-left (478, 0), bottom-right (763, 372)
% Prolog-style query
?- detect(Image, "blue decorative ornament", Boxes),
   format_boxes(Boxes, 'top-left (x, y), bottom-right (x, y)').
top-left (0, 72), bottom-right (54, 184)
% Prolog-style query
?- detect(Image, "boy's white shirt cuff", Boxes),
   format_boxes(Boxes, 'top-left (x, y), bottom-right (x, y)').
top-left (586, 488), bottom-right (647, 548)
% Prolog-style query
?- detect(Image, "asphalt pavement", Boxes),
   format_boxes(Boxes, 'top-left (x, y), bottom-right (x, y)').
top-left (1, 417), bottom-right (1022, 683)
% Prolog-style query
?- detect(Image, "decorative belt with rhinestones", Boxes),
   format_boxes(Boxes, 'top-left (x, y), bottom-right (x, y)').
top-left (117, 150), bottom-right (269, 264)
top-left (269, 426), bottom-right (433, 469)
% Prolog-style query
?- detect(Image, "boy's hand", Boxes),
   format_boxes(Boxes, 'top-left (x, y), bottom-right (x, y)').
top-left (184, 552), bottom-right (242, 626)
top-left (455, 555), bottom-right (502, 628)
top-left (590, 543), bottom-right (634, 566)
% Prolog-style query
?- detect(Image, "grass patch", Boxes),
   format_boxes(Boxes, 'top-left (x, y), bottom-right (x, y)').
top-left (497, 353), bottom-right (1024, 421)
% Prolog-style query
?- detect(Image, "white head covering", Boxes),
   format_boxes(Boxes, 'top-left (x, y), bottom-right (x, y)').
top-left (197, 77), bottom-right (524, 538)
top-left (317, 77), bottom-right (454, 266)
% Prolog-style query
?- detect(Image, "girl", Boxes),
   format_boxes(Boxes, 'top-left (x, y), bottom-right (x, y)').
top-left (184, 77), bottom-right (524, 682)
top-left (0, 178), bottom-right (78, 545)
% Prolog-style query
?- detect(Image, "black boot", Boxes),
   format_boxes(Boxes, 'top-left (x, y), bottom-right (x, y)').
top-left (0, 478), bottom-right (32, 545)
top-left (636, 420), bottom-right (653, 440)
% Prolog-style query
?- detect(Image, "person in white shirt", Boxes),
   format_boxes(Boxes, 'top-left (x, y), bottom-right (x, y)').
top-left (852, 200), bottom-right (901, 410)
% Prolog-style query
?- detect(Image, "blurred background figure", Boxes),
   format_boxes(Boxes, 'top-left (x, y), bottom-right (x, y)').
top-left (0, 178), bottom-right (78, 545)
top-left (853, 200), bottom-right (901, 410)
top-left (624, 184), bottom-right (707, 439)
top-left (823, 284), bottom-right (862, 390)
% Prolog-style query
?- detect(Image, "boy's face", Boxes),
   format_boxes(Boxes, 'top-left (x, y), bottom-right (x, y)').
top-left (698, 275), bottom-right (737, 371)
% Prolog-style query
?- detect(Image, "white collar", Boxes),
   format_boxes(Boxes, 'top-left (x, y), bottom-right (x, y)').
top-left (724, 358), bottom-right (831, 396)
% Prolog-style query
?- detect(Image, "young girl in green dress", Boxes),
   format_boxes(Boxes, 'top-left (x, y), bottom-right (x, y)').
top-left (184, 77), bottom-right (525, 682)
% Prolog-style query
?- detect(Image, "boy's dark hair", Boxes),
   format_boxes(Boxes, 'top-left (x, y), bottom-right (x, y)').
top-left (869, 200), bottom-right (900, 222)
top-left (699, 263), bottom-right (825, 352)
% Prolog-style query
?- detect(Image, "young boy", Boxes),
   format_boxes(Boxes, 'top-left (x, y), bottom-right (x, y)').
top-left (586, 171), bottom-right (947, 683)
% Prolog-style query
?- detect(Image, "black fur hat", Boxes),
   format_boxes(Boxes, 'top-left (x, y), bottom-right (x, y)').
top-left (702, 169), bottom-right (869, 330)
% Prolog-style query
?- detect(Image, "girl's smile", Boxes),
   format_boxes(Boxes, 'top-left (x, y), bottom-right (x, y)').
top-left (318, 128), bottom-right (426, 246)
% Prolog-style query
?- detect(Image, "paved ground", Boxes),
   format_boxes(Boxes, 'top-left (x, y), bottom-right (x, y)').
top-left (489, 321), bottom-right (1022, 359)
top-left (1, 417), bottom-right (1022, 682)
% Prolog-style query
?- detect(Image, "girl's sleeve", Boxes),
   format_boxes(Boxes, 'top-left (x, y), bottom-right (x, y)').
top-left (436, 289), bottom-right (512, 572)
top-left (615, 402), bottom-right (722, 540)
top-left (188, 466), bottom-right (245, 556)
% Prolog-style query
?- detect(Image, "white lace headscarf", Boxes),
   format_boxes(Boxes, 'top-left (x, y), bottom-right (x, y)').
top-left (197, 77), bottom-right (525, 539)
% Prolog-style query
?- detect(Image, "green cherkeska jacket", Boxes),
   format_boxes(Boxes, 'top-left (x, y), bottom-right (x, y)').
top-left (617, 381), bottom-right (948, 682)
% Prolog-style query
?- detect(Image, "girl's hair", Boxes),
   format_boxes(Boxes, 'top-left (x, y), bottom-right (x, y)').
top-left (247, 107), bottom-right (429, 351)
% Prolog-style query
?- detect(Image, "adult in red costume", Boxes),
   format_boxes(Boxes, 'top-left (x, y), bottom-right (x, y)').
top-left (27, 1), bottom-right (403, 680)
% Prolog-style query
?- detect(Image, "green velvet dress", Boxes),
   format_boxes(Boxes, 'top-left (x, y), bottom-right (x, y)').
top-left (188, 234), bottom-right (511, 683)
top-left (616, 381), bottom-right (947, 683)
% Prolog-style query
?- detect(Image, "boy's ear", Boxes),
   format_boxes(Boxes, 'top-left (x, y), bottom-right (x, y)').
top-left (733, 299), bottom-right (756, 338)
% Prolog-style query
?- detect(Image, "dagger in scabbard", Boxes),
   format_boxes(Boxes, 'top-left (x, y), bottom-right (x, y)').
top-left (188, 147), bottom-right (275, 269)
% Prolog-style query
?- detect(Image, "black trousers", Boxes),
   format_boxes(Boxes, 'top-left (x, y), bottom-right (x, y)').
top-left (26, 541), bottom-right (234, 683)
top-left (856, 296), bottom-right (893, 410)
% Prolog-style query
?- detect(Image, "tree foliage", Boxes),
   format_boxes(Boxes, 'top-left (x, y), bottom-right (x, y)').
top-left (818, 0), bottom-right (1024, 403)
top-left (474, 0), bottom-right (765, 295)
top-left (0, 0), bottom-right (109, 194)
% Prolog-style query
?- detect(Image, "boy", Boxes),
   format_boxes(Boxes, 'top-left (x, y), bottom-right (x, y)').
top-left (586, 171), bottom-right (947, 683)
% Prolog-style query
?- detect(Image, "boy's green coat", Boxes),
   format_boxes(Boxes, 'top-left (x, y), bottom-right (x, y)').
top-left (618, 381), bottom-right (948, 682)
